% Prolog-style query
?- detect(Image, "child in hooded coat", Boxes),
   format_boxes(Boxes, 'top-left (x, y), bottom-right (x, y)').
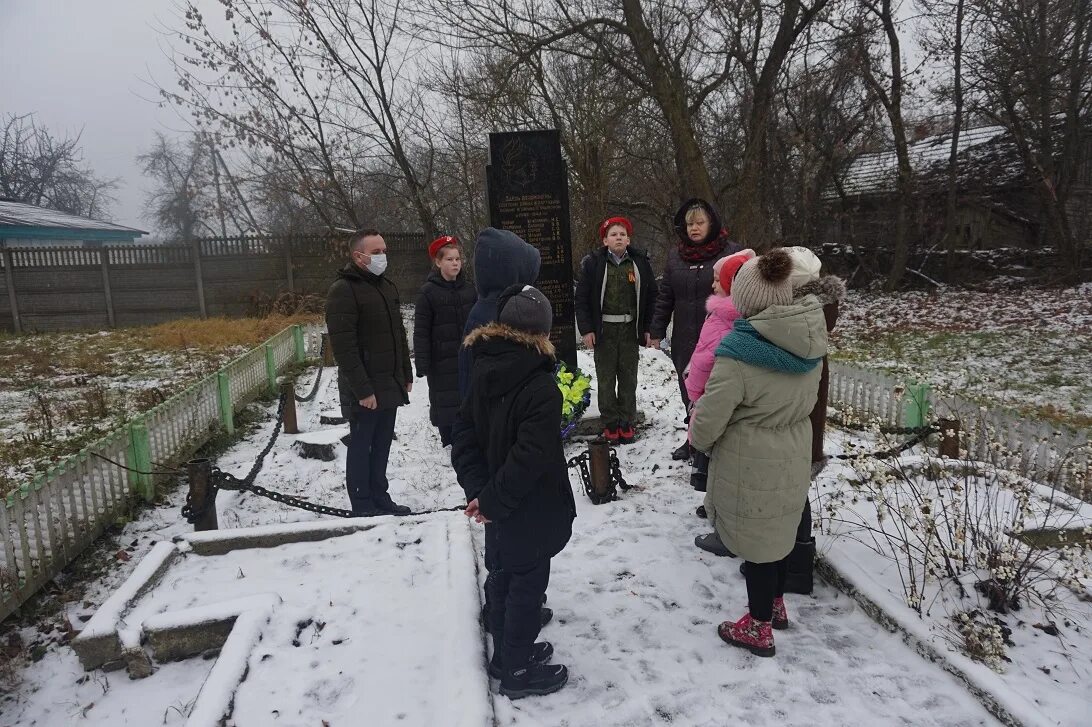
top-left (685, 249), bottom-right (754, 495)
top-left (452, 284), bottom-right (576, 699)
top-left (690, 248), bottom-right (828, 658)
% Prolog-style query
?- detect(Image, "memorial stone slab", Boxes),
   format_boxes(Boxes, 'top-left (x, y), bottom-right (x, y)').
top-left (487, 129), bottom-right (578, 370)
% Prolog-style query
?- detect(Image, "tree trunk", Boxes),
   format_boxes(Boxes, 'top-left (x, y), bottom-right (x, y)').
top-left (620, 0), bottom-right (715, 203)
top-left (942, 0), bottom-right (965, 252)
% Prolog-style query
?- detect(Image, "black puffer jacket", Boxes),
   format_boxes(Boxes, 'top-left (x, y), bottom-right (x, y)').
top-left (650, 199), bottom-right (743, 367)
top-left (574, 246), bottom-right (658, 342)
top-left (414, 270), bottom-right (476, 427)
top-left (325, 262), bottom-right (412, 415)
top-left (451, 323), bottom-right (576, 569)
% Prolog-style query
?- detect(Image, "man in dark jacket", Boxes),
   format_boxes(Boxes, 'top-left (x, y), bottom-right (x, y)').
top-left (452, 284), bottom-right (576, 700)
top-left (325, 228), bottom-right (413, 516)
top-left (456, 227), bottom-right (541, 397)
top-left (649, 198), bottom-right (742, 459)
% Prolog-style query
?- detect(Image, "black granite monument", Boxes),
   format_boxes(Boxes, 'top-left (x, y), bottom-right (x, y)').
top-left (486, 129), bottom-right (577, 370)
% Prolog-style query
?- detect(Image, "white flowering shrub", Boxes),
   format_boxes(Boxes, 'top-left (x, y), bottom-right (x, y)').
top-left (819, 414), bottom-right (1091, 670)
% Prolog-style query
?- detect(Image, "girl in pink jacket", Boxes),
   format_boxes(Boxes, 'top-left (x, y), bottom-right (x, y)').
top-left (687, 249), bottom-right (754, 497)
top-left (685, 249), bottom-right (755, 402)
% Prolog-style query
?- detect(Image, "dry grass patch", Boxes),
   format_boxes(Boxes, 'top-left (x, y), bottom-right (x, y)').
top-left (143, 314), bottom-right (321, 351)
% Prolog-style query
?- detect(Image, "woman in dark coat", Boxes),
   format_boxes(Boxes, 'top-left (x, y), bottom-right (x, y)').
top-left (414, 236), bottom-right (476, 446)
top-left (649, 198), bottom-right (743, 459)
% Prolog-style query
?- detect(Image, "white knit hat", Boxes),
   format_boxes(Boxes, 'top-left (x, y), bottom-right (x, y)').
top-left (786, 246), bottom-right (821, 289)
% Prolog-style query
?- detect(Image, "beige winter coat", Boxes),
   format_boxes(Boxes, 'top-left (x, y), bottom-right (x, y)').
top-left (690, 297), bottom-right (829, 563)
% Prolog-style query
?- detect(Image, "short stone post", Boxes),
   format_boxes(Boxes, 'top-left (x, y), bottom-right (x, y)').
top-left (321, 332), bottom-right (335, 366)
top-left (280, 378), bottom-right (299, 434)
top-left (186, 458), bottom-right (217, 531)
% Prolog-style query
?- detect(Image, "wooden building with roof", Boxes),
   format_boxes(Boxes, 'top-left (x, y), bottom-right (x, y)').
top-left (0, 198), bottom-right (147, 248)
top-left (822, 125), bottom-right (1092, 251)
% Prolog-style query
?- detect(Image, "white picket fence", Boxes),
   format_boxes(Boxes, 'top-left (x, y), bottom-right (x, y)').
top-left (0, 325), bottom-right (319, 622)
top-left (829, 361), bottom-right (1091, 494)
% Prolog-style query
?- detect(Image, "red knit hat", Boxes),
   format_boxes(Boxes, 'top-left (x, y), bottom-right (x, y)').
top-left (598, 216), bottom-right (633, 239)
top-left (428, 235), bottom-right (459, 259)
top-left (718, 248), bottom-right (756, 295)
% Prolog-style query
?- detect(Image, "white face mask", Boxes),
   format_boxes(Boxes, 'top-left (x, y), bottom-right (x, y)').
top-left (366, 253), bottom-right (388, 276)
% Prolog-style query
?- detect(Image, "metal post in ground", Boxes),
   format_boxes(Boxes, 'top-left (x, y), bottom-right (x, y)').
top-left (938, 418), bottom-right (961, 459)
top-left (321, 332), bottom-right (335, 366)
top-left (280, 378), bottom-right (299, 434)
top-left (186, 458), bottom-right (217, 531)
top-left (588, 439), bottom-right (612, 501)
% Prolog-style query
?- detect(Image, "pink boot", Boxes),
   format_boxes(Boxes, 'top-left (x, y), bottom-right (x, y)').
top-left (772, 597), bottom-right (789, 631)
top-left (718, 613), bottom-right (775, 657)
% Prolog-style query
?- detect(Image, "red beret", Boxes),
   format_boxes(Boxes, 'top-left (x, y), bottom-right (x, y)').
top-left (598, 216), bottom-right (633, 239)
top-left (718, 249), bottom-right (756, 295)
top-left (428, 235), bottom-right (459, 259)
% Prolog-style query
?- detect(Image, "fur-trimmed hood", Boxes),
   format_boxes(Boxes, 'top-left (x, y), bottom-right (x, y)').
top-left (794, 275), bottom-right (846, 306)
top-left (705, 293), bottom-right (740, 321)
top-left (463, 322), bottom-right (556, 399)
top-left (464, 321), bottom-right (556, 358)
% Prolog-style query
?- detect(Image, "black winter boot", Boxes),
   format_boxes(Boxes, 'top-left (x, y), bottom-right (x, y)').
top-left (784, 538), bottom-right (816, 595)
top-left (500, 662), bottom-right (569, 699)
top-left (671, 441), bottom-right (691, 461)
top-left (488, 641), bottom-right (554, 679)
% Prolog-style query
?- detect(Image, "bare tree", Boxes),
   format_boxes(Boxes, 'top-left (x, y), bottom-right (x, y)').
top-left (0, 113), bottom-right (118, 219)
top-left (963, 0), bottom-right (1092, 269)
top-left (160, 0), bottom-right (440, 235)
top-left (848, 0), bottom-right (917, 289)
top-left (921, 0), bottom-right (970, 251)
top-left (138, 131), bottom-right (255, 241)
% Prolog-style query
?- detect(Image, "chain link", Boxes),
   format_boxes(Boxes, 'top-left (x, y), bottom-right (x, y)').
top-left (294, 336), bottom-right (327, 403)
top-left (567, 444), bottom-right (632, 504)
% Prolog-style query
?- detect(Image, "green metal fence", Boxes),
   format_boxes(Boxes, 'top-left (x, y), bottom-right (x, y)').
top-left (0, 325), bottom-right (317, 622)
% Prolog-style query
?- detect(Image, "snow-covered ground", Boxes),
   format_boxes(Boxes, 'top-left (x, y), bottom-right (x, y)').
top-left (2, 347), bottom-right (1014, 727)
top-left (833, 284), bottom-right (1092, 426)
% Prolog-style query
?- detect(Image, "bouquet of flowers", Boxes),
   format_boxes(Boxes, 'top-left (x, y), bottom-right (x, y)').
top-left (556, 363), bottom-right (592, 440)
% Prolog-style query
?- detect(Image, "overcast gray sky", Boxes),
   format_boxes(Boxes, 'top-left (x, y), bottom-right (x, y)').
top-left (0, 0), bottom-right (187, 231)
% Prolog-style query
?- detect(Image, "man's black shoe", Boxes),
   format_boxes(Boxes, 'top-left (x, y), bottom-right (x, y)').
top-left (488, 641), bottom-right (553, 679)
top-left (500, 663), bottom-right (569, 699)
top-left (374, 497), bottom-right (411, 516)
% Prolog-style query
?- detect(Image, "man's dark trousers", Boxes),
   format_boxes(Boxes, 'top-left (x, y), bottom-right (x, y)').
top-left (346, 406), bottom-right (397, 512)
top-left (486, 557), bottom-right (551, 669)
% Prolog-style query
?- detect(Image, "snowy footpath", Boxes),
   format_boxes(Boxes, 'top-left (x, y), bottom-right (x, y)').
top-left (2, 349), bottom-right (1002, 726)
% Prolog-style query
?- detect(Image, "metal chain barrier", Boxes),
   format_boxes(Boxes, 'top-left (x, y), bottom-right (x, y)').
top-left (294, 336), bottom-right (327, 403)
top-left (568, 444), bottom-right (633, 505)
top-left (182, 389), bottom-right (463, 523)
top-left (831, 426), bottom-right (939, 461)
